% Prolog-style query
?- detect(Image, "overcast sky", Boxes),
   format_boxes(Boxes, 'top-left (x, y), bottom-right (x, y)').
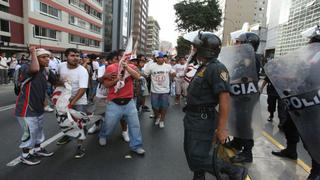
top-left (148, 0), bottom-right (180, 46)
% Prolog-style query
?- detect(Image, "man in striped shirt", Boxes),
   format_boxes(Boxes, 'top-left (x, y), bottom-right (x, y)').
top-left (15, 47), bottom-right (57, 165)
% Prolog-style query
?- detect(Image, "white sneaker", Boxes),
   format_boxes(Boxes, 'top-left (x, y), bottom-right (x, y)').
top-left (99, 138), bottom-right (106, 146)
top-left (131, 148), bottom-right (145, 155)
top-left (159, 121), bottom-right (165, 128)
top-left (44, 106), bottom-right (54, 112)
top-left (155, 118), bottom-right (160, 125)
top-left (88, 124), bottom-right (97, 134)
top-left (122, 131), bottom-right (130, 142)
top-left (149, 114), bottom-right (155, 118)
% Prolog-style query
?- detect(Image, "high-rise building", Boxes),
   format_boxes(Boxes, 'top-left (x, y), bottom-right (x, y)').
top-left (110, 0), bottom-right (133, 51)
top-left (0, 0), bottom-right (25, 52)
top-left (1, 0), bottom-right (104, 56)
top-left (103, 0), bottom-right (113, 52)
top-left (275, 0), bottom-right (319, 57)
top-left (146, 16), bottom-right (160, 57)
top-left (218, 0), bottom-right (268, 46)
top-left (160, 41), bottom-right (172, 54)
top-left (132, 0), bottom-right (148, 54)
top-left (26, 0), bottom-right (104, 55)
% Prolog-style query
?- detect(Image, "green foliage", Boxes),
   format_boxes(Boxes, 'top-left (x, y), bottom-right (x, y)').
top-left (174, 0), bottom-right (222, 32)
top-left (176, 36), bottom-right (191, 57)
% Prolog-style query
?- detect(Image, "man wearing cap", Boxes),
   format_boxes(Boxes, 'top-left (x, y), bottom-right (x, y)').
top-left (143, 52), bottom-right (176, 128)
top-left (15, 47), bottom-right (57, 165)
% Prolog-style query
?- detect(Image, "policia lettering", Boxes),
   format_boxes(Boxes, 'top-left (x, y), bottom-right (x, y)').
top-left (230, 82), bottom-right (258, 95)
top-left (283, 89), bottom-right (320, 110)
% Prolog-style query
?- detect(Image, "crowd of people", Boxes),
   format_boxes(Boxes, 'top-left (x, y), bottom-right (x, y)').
top-left (11, 46), bottom-right (190, 166)
top-left (6, 25), bottom-right (320, 180)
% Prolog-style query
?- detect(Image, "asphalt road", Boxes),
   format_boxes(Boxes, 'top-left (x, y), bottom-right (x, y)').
top-left (0, 85), bottom-right (312, 180)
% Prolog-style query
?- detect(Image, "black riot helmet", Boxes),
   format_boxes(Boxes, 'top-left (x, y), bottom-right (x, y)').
top-left (193, 31), bottom-right (222, 58)
top-left (236, 32), bottom-right (260, 52)
top-left (309, 25), bottom-right (320, 43)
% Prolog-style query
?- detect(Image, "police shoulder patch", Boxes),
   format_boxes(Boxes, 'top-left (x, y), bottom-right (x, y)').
top-left (219, 70), bottom-right (229, 82)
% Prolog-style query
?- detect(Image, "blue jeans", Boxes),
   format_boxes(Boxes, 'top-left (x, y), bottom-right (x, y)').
top-left (99, 100), bottom-right (143, 150)
top-left (17, 114), bottom-right (45, 149)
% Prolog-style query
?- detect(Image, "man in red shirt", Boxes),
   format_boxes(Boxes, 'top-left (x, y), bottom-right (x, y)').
top-left (98, 56), bottom-right (145, 155)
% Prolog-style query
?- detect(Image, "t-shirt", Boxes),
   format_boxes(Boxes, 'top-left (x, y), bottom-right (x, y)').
top-left (58, 62), bottom-right (89, 105)
top-left (92, 61), bottom-right (100, 80)
top-left (15, 65), bottom-right (56, 117)
top-left (95, 65), bottom-right (107, 98)
top-left (144, 63), bottom-right (175, 93)
top-left (0, 56), bottom-right (8, 69)
top-left (106, 63), bottom-right (135, 101)
top-left (173, 63), bottom-right (187, 78)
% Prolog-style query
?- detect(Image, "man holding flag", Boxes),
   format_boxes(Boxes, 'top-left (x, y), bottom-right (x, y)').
top-left (98, 39), bottom-right (145, 155)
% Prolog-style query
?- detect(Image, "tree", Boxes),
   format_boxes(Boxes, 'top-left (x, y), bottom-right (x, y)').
top-left (176, 36), bottom-right (191, 58)
top-left (174, 0), bottom-right (222, 32)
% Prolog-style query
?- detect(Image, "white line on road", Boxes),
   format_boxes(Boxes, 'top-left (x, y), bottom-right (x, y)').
top-left (0, 104), bottom-right (15, 112)
top-left (7, 132), bottom-right (64, 167)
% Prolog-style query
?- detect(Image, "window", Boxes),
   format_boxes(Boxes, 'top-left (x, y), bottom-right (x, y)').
top-left (69, 34), bottom-right (100, 47)
top-left (69, 0), bottom-right (102, 20)
top-left (39, 2), bottom-right (61, 19)
top-left (34, 25), bottom-right (58, 40)
top-left (0, 4), bottom-right (9, 13)
top-left (90, 24), bottom-right (101, 34)
top-left (0, 19), bottom-right (9, 32)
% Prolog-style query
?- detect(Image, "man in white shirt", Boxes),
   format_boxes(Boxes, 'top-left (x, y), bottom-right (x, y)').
top-left (173, 57), bottom-right (188, 104)
top-left (56, 48), bottom-right (89, 159)
top-left (0, 52), bottom-right (9, 84)
top-left (144, 52), bottom-right (175, 128)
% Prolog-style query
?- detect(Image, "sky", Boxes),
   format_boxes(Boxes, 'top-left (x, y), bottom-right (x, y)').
top-left (148, 0), bottom-right (180, 46)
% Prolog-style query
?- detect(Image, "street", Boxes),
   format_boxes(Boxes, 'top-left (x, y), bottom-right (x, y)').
top-left (0, 84), bottom-right (311, 180)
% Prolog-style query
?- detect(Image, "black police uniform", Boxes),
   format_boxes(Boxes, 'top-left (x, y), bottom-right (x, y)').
top-left (265, 76), bottom-right (286, 124)
top-left (184, 58), bottom-right (246, 180)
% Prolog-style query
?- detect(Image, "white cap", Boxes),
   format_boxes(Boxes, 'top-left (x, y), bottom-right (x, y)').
top-left (301, 25), bottom-right (320, 39)
top-left (36, 48), bottom-right (51, 57)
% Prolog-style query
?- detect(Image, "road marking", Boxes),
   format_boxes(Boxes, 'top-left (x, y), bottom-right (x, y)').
top-left (0, 104), bottom-right (15, 112)
top-left (262, 131), bottom-right (311, 173)
top-left (6, 132), bottom-right (64, 167)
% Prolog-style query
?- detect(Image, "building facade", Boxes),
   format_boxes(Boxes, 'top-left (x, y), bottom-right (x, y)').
top-left (1, 0), bottom-right (104, 56)
top-left (146, 16), bottom-right (160, 57)
top-left (218, 0), bottom-right (268, 46)
top-left (109, 0), bottom-right (133, 51)
top-left (275, 0), bottom-right (319, 57)
top-left (132, 0), bottom-right (148, 55)
top-left (0, 0), bottom-right (26, 53)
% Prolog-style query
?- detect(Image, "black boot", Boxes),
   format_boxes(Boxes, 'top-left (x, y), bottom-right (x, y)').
top-left (271, 149), bottom-right (297, 160)
top-left (193, 171), bottom-right (205, 180)
top-left (272, 143), bottom-right (297, 160)
top-left (231, 139), bottom-right (253, 163)
top-left (220, 163), bottom-right (248, 180)
top-left (307, 160), bottom-right (320, 180)
top-left (224, 138), bottom-right (243, 151)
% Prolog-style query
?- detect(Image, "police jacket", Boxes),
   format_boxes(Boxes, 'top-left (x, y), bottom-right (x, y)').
top-left (187, 58), bottom-right (230, 106)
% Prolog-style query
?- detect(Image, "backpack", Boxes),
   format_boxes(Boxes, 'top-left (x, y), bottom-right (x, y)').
top-left (13, 67), bottom-right (32, 96)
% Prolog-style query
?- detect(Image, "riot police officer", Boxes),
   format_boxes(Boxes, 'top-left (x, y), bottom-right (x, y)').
top-left (269, 26), bottom-right (320, 180)
top-left (225, 32), bottom-right (261, 163)
top-left (183, 31), bottom-right (247, 180)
